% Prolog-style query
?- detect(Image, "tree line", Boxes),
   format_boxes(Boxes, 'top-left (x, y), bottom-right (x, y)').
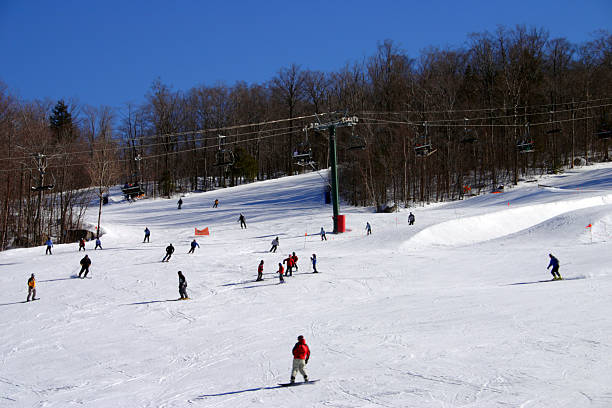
top-left (0, 25), bottom-right (610, 250)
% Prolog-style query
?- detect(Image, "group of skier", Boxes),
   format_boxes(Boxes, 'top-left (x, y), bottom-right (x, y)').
top-left (257, 252), bottom-right (318, 284)
top-left (29, 195), bottom-right (574, 386)
top-left (44, 236), bottom-right (103, 254)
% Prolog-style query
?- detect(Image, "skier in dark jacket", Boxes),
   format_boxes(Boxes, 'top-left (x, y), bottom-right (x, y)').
top-left (547, 254), bottom-right (562, 280)
top-left (188, 239), bottom-right (200, 254)
top-left (365, 222), bottom-right (372, 235)
top-left (143, 227), bottom-right (150, 243)
top-left (178, 271), bottom-right (188, 299)
top-left (45, 238), bottom-right (53, 255)
top-left (162, 244), bottom-right (175, 262)
top-left (320, 227), bottom-right (327, 241)
top-left (78, 255), bottom-right (91, 278)
top-left (238, 213), bottom-right (247, 229)
top-left (177, 198), bottom-right (183, 209)
top-left (311, 254), bottom-right (318, 273)
top-left (408, 212), bottom-right (415, 225)
top-left (257, 260), bottom-right (264, 281)
top-left (290, 335), bottom-right (310, 384)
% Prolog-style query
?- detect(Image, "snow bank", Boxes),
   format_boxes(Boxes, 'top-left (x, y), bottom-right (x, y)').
top-left (402, 194), bottom-right (612, 248)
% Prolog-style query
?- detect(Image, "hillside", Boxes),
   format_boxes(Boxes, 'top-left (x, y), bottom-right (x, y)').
top-left (1, 164), bottom-right (612, 407)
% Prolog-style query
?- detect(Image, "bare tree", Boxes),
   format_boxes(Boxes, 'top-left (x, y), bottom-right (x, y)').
top-left (88, 137), bottom-right (120, 238)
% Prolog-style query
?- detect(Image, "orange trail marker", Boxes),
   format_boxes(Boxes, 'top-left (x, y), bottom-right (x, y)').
top-left (195, 227), bottom-right (209, 236)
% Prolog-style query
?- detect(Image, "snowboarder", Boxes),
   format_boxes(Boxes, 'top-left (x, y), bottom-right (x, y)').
top-left (177, 198), bottom-right (183, 209)
top-left (408, 212), bottom-right (415, 225)
top-left (278, 263), bottom-right (285, 283)
top-left (94, 237), bottom-right (102, 250)
top-left (290, 335), bottom-right (310, 384)
top-left (188, 239), bottom-right (200, 254)
top-left (365, 222), bottom-right (372, 235)
top-left (283, 254), bottom-right (294, 276)
top-left (320, 227), bottom-right (327, 241)
top-left (311, 254), bottom-right (318, 273)
top-left (45, 238), bottom-right (53, 255)
top-left (547, 253), bottom-right (562, 280)
top-left (213, 199), bottom-right (219, 208)
top-left (162, 244), bottom-right (175, 262)
top-left (78, 237), bottom-right (86, 251)
top-left (269, 237), bottom-right (279, 253)
top-left (27, 273), bottom-right (37, 301)
top-left (178, 271), bottom-right (188, 299)
top-left (143, 227), bottom-right (150, 243)
top-left (257, 260), bottom-right (264, 281)
top-left (238, 213), bottom-right (247, 229)
top-left (78, 255), bottom-right (91, 278)
top-left (292, 252), bottom-right (299, 271)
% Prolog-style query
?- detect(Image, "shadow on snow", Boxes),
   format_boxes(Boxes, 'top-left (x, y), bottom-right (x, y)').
top-left (122, 299), bottom-right (182, 305)
top-left (507, 276), bottom-right (586, 286)
top-left (195, 384), bottom-right (285, 398)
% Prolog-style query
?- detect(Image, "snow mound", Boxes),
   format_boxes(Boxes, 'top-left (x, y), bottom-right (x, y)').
top-left (402, 194), bottom-right (612, 248)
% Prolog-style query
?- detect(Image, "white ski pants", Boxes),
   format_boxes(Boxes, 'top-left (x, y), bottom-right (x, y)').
top-left (291, 358), bottom-right (308, 379)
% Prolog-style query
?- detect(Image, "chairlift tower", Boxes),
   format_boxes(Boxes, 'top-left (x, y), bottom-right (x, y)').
top-left (31, 153), bottom-right (53, 244)
top-left (305, 114), bottom-right (358, 233)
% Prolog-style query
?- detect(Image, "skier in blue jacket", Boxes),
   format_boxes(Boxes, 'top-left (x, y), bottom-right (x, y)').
top-left (188, 239), bottom-right (200, 254)
top-left (45, 238), bottom-right (53, 255)
top-left (547, 254), bottom-right (562, 280)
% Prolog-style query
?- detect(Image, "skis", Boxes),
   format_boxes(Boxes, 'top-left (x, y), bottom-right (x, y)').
top-left (278, 379), bottom-right (319, 387)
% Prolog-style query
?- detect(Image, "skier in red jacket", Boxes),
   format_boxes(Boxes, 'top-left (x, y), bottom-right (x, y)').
top-left (291, 252), bottom-right (299, 271)
top-left (278, 263), bottom-right (285, 283)
top-left (257, 260), bottom-right (264, 281)
top-left (283, 255), bottom-right (294, 276)
top-left (290, 335), bottom-right (310, 384)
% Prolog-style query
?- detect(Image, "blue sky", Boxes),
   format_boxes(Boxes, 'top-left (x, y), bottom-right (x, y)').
top-left (0, 0), bottom-right (610, 109)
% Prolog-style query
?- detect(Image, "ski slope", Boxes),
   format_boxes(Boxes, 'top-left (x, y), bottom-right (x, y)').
top-left (1, 164), bottom-right (612, 407)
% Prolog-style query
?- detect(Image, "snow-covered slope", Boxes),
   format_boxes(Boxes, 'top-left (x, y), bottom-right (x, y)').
top-left (1, 165), bottom-right (612, 407)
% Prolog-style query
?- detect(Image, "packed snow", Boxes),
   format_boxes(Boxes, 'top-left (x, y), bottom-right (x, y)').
top-left (1, 164), bottom-right (612, 407)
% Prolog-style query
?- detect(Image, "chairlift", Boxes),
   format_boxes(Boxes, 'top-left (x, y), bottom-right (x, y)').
top-left (347, 126), bottom-right (366, 151)
top-left (214, 135), bottom-right (235, 167)
top-left (546, 110), bottom-right (562, 135)
top-left (215, 150), bottom-right (235, 166)
top-left (516, 123), bottom-right (535, 153)
top-left (516, 141), bottom-right (535, 153)
top-left (414, 122), bottom-right (436, 158)
top-left (31, 184), bottom-right (55, 192)
top-left (291, 127), bottom-right (315, 168)
top-left (414, 143), bottom-right (437, 157)
top-left (596, 130), bottom-right (612, 140)
top-left (31, 172), bottom-right (56, 192)
top-left (293, 147), bottom-right (315, 167)
top-left (121, 182), bottom-right (145, 199)
top-left (460, 118), bottom-right (478, 144)
top-left (595, 123), bottom-right (611, 140)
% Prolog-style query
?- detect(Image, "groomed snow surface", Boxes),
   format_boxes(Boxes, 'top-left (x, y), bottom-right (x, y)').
top-left (2, 164), bottom-right (612, 407)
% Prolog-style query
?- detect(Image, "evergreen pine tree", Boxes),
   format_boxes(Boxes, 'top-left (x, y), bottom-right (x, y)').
top-left (231, 147), bottom-right (258, 182)
top-left (49, 100), bottom-right (74, 141)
